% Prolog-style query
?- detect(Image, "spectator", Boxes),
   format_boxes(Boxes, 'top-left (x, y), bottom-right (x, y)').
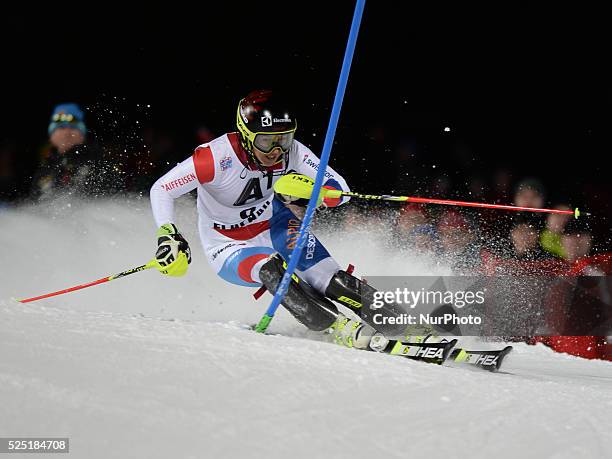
top-left (408, 223), bottom-right (440, 253)
top-left (561, 219), bottom-right (593, 263)
top-left (539, 204), bottom-right (572, 258)
top-left (509, 222), bottom-right (551, 261)
top-left (395, 203), bottom-right (440, 253)
top-left (511, 177), bottom-right (547, 228)
top-left (481, 177), bottom-right (549, 249)
top-left (31, 103), bottom-right (122, 200)
top-left (396, 203), bottom-right (428, 233)
top-left (437, 209), bottom-right (482, 272)
top-left (513, 177), bottom-right (545, 208)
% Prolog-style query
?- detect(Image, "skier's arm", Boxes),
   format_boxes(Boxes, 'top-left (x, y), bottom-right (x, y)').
top-left (150, 145), bottom-right (214, 277)
top-left (292, 142), bottom-right (350, 207)
top-left (150, 145), bottom-right (215, 226)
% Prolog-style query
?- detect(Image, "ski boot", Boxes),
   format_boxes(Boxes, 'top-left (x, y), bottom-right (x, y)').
top-left (325, 269), bottom-right (412, 340)
top-left (326, 313), bottom-right (390, 352)
top-left (259, 254), bottom-right (339, 331)
top-left (259, 254), bottom-right (392, 351)
top-left (325, 269), bottom-right (462, 341)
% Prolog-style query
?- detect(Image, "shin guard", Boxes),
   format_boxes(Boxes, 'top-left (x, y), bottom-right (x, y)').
top-left (259, 254), bottom-right (338, 331)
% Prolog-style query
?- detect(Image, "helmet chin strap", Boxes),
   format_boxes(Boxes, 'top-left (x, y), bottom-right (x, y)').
top-left (246, 148), bottom-right (261, 169)
top-left (240, 138), bottom-right (268, 172)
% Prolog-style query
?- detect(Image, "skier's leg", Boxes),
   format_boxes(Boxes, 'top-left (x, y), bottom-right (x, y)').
top-left (325, 269), bottom-right (435, 340)
top-left (259, 253), bottom-right (381, 349)
top-left (206, 239), bottom-right (337, 331)
top-left (264, 199), bottom-right (405, 346)
top-left (268, 200), bottom-right (420, 339)
top-left (216, 245), bottom-right (275, 287)
top-left (268, 199), bottom-right (341, 292)
top-left (197, 217), bottom-right (342, 334)
top-left (258, 253), bottom-right (339, 331)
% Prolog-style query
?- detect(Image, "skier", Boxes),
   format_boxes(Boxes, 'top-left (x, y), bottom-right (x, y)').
top-left (149, 90), bottom-right (412, 352)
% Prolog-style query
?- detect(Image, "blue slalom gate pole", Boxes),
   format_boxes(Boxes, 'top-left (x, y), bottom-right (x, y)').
top-left (255, 0), bottom-right (366, 333)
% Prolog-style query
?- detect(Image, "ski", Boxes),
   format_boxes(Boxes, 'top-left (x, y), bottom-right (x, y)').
top-left (384, 339), bottom-right (458, 365)
top-left (247, 322), bottom-right (512, 372)
top-left (449, 345), bottom-right (513, 372)
top-left (381, 339), bottom-right (513, 372)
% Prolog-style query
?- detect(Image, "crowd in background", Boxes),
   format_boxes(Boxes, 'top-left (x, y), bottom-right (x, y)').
top-left (0, 101), bottom-right (606, 267)
top-left (1, 101), bottom-right (610, 359)
top-left (327, 178), bottom-right (595, 273)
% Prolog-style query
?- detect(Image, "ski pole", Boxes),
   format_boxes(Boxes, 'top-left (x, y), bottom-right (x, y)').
top-left (322, 190), bottom-right (586, 218)
top-left (17, 260), bottom-right (158, 303)
top-left (254, 0), bottom-right (367, 333)
top-left (273, 176), bottom-right (587, 219)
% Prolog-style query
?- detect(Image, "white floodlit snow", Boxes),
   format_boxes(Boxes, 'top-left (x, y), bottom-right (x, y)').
top-left (1, 196), bottom-right (612, 459)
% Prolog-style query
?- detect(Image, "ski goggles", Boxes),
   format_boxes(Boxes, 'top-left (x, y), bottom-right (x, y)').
top-left (48, 113), bottom-right (86, 136)
top-left (253, 132), bottom-right (295, 154)
top-left (51, 113), bottom-right (78, 123)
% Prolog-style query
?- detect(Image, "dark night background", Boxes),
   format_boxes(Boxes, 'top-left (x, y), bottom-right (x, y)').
top-left (1, 3), bottom-right (610, 248)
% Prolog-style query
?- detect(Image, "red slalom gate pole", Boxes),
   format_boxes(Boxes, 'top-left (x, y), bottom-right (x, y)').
top-left (17, 260), bottom-right (158, 303)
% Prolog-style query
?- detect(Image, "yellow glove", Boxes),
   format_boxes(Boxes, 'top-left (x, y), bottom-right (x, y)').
top-left (274, 173), bottom-right (326, 208)
top-left (155, 223), bottom-right (191, 276)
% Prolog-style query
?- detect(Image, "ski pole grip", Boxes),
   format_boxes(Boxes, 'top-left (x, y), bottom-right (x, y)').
top-left (322, 189), bottom-right (343, 199)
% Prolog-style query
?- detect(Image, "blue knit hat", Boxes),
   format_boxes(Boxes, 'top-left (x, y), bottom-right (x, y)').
top-left (48, 103), bottom-right (87, 136)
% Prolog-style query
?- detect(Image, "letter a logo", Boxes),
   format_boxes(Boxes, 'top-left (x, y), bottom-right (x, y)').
top-left (234, 178), bottom-right (264, 206)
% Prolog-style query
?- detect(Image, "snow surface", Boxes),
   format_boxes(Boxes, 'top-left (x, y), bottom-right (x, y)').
top-left (1, 196), bottom-right (612, 459)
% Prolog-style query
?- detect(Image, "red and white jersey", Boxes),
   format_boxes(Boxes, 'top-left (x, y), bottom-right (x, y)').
top-left (150, 132), bottom-right (349, 240)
